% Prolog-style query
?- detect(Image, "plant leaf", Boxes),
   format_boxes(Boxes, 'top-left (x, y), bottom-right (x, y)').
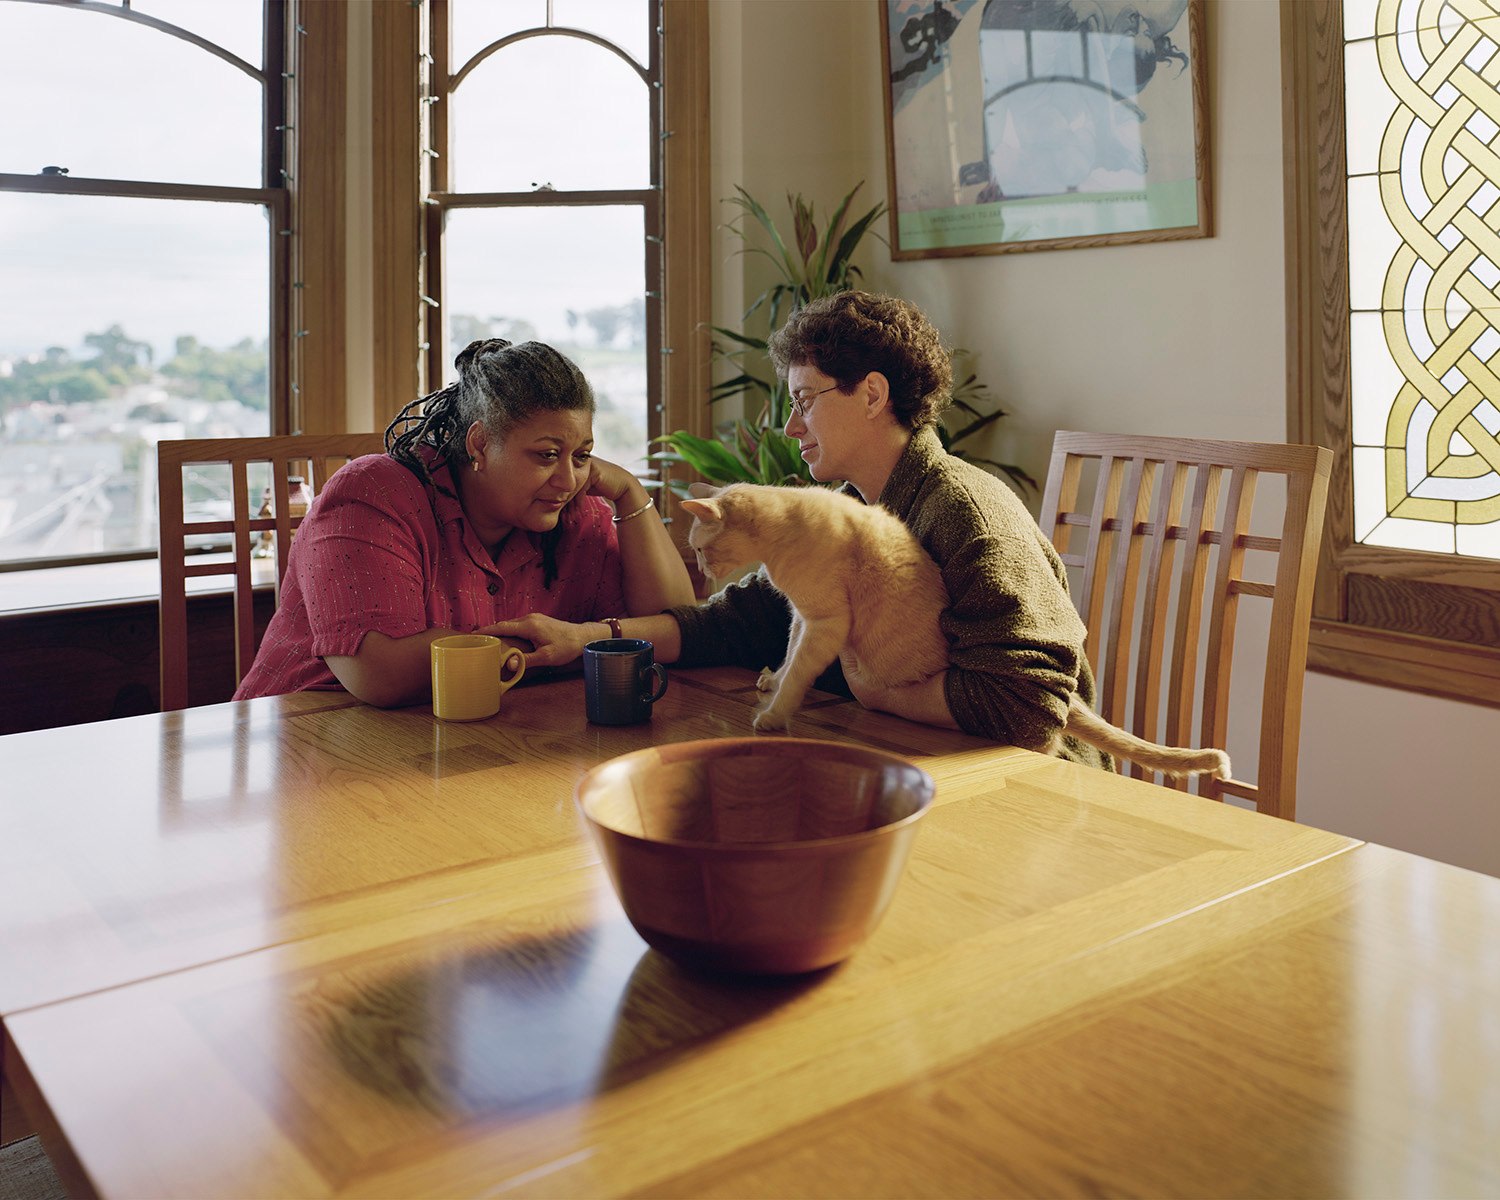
top-left (710, 372), bottom-right (772, 404)
top-left (828, 202), bottom-right (887, 287)
top-left (762, 428), bottom-right (804, 479)
top-left (811, 181), bottom-right (862, 290)
top-left (756, 436), bottom-right (781, 483)
top-left (708, 326), bottom-right (769, 351)
top-left (792, 192), bottom-right (818, 266)
top-left (734, 419), bottom-right (760, 461)
top-left (946, 398), bottom-right (985, 421)
top-left (651, 432), bottom-right (757, 484)
top-left (945, 406), bottom-right (1009, 444)
top-left (677, 182), bottom-right (1023, 501)
top-left (726, 186), bottom-right (798, 283)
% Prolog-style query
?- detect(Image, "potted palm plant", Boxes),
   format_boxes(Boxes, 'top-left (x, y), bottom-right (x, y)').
top-left (654, 182), bottom-right (1035, 496)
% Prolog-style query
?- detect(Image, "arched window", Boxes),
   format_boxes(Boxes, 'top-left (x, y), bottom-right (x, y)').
top-left (426, 0), bottom-right (664, 473)
top-left (0, 0), bottom-right (288, 568)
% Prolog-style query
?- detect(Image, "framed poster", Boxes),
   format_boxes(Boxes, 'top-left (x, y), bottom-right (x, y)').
top-left (879, 0), bottom-right (1211, 258)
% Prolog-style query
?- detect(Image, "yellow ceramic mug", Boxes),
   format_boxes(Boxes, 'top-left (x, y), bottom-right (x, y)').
top-left (430, 634), bottom-right (526, 721)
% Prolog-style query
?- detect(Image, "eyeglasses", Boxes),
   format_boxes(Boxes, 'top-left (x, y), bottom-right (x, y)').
top-left (788, 383), bottom-right (842, 420)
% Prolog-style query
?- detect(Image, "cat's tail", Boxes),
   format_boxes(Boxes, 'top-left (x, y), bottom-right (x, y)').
top-left (1064, 694), bottom-right (1231, 780)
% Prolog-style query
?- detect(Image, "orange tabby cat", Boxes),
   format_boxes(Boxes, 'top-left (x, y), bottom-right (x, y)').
top-left (681, 482), bottom-right (1229, 779)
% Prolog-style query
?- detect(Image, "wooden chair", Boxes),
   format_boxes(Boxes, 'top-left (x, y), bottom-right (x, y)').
top-left (1037, 432), bottom-right (1332, 821)
top-left (157, 434), bottom-right (383, 711)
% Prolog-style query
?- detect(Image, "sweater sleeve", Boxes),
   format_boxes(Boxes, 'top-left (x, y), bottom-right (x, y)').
top-left (934, 528), bottom-right (1089, 752)
top-left (667, 568), bottom-right (795, 671)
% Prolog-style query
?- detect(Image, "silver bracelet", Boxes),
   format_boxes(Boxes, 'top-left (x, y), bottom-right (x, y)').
top-left (612, 499), bottom-right (655, 524)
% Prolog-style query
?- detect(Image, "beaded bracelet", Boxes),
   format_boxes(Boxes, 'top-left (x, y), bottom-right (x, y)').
top-left (612, 499), bottom-right (655, 524)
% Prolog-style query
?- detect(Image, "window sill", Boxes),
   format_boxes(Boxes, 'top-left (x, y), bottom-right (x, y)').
top-left (1, 556), bottom-right (267, 617)
top-left (1307, 619), bottom-right (1500, 710)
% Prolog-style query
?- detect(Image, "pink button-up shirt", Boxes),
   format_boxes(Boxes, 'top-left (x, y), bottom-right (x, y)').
top-left (234, 453), bottom-right (626, 698)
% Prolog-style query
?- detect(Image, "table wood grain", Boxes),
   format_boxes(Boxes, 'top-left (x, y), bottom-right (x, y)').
top-left (4, 669), bottom-right (1494, 1198)
top-left (0, 671), bottom-right (980, 1016)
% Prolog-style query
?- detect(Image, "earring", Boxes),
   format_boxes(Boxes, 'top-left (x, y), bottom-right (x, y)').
top-left (470, 457), bottom-right (480, 472)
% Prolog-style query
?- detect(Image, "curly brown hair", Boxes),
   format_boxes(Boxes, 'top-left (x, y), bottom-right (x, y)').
top-left (767, 291), bottom-right (952, 429)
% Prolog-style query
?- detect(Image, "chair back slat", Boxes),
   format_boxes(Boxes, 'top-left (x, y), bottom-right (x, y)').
top-left (1100, 455), bottom-right (1151, 733)
top-left (1199, 465), bottom-right (1257, 801)
top-left (157, 444), bottom-right (190, 712)
top-left (157, 434), bottom-right (384, 711)
top-left (1130, 459), bottom-right (1186, 779)
top-left (271, 467), bottom-right (293, 603)
top-left (1259, 457), bottom-right (1331, 813)
top-left (1039, 432), bottom-right (1332, 820)
top-left (1038, 444), bottom-right (1079, 555)
top-left (1077, 454), bottom-right (1123, 668)
top-left (230, 461), bottom-right (257, 685)
top-left (1164, 461), bottom-right (1221, 787)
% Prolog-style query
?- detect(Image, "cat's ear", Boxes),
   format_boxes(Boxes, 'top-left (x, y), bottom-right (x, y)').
top-left (686, 481), bottom-right (720, 499)
top-left (680, 497), bottom-right (723, 522)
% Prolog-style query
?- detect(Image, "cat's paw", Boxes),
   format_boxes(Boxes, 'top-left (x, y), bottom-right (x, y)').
top-left (755, 667), bottom-right (779, 693)
top-left (752, 704), bottom-right (790, 733)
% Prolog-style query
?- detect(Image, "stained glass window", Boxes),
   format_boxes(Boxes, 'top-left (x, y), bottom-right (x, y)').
top-left (1345, 0), bottom-right (1500, 559)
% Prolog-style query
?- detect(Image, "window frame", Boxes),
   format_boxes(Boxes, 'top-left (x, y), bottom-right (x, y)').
top-left (1282, 0), bottom-right (1500, 708)
top-left (359, 0), bottom-right (713, 530)
top-left (0, 0), bottom-right (712, 599)
top-left (0, 0), bottom-right (293, 576)
top-left (425, 0), bottom-right (662, 400)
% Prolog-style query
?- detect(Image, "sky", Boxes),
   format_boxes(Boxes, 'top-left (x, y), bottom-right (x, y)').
top-left (0, 0), bottom-right (651, 363)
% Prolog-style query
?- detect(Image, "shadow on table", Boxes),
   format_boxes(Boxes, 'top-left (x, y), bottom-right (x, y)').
top-left (322, 917), bottom-right (826, 1121)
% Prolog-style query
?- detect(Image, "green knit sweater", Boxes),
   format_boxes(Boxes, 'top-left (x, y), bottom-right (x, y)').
top-left (670, 427), bottom-right (1111, 770)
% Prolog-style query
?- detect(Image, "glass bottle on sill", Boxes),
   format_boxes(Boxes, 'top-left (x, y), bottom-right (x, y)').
top-left (252, 485), bottom-right (274, 558)
top-left (253, 476), bottom-right (312, 558)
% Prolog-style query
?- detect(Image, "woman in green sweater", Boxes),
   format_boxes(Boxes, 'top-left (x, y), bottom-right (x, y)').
top-left (492, 290), bottom-right (1107, 767)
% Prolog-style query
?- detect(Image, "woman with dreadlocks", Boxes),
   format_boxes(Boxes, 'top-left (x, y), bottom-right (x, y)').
top-left (234, 338), bottom-right (694, 706)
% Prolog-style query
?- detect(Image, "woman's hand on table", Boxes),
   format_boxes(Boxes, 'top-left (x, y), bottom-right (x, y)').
top-left (484, 614), bottom-right (602, 669)
top-left (486, 612), bottom-right (686, 668)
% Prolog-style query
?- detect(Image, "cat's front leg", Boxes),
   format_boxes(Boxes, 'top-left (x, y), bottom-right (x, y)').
top-left (756, 610), bottom-right (803, 694)
top-left (753, 612), bottom-right (848, 732)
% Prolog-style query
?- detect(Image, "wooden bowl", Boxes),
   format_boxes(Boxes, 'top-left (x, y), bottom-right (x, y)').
top-left (575, 737), bottom-right (935, 976)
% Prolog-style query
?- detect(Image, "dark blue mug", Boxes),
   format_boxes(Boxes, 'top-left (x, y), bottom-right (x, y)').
top-left (583, 638), bottom-right (668, 725)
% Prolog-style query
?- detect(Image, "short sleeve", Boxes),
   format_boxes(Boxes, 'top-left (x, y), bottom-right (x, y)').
top-left (293, 460), bottom-right (436, 657)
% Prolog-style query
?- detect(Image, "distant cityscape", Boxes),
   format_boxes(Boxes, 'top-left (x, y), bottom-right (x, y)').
top-left (0, 313), bottom-right (649, 564)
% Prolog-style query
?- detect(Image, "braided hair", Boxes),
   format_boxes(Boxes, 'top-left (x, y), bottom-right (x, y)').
top-left (384, 338), bottom-right (595, 587)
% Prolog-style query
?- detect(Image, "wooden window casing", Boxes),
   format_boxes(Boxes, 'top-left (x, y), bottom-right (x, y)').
top-left (1282, 0), bottom-right (1500, 708)
top-left (393, 0), bottom-right (713, 529)
top-left (423, 1), bottom-right (663, 414)
top-left (0, 0), bottom-right (292, 572)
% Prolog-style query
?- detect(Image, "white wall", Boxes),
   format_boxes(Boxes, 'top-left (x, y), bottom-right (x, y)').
top-left (711, 0), bottom-right (1499, 876)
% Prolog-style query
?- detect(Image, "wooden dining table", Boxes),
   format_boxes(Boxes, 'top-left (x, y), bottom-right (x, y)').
top-left (1, 666), bottom-right (1497, 1199)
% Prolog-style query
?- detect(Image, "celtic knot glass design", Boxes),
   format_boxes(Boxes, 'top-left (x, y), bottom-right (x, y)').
top-left (1346, 0), bottom-right (1500, 559)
